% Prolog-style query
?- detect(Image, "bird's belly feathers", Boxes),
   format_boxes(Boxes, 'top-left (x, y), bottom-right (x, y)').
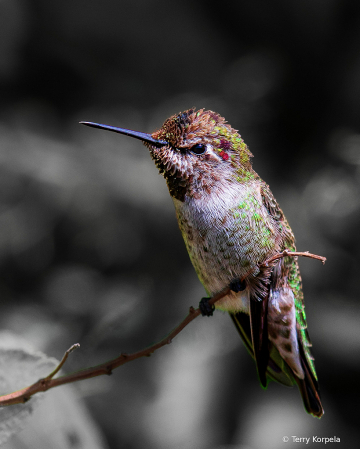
top-left (173, 184), bottom-right (279, 313)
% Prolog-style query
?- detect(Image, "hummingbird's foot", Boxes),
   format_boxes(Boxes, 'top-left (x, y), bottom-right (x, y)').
top-left (199, 297), bottom-right (215, 317)
top-left (230, 279), bottom-right (247, 293)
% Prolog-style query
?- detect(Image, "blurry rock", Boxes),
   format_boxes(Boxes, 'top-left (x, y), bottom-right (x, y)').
top-left (3, 384), bottom-right (108, 449)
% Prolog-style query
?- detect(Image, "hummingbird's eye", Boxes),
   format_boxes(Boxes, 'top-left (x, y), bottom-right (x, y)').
top-left (190, 143), bottom-right (206, 155)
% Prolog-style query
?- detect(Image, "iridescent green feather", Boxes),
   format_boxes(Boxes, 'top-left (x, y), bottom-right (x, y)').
top-left (286, 254), bottom-right (318, 381)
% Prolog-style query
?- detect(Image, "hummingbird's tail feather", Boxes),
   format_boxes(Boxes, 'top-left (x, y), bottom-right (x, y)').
top-left (294, 336), bottom-right (324, 418)
top-left (294, 372), bottom-right (323, 418)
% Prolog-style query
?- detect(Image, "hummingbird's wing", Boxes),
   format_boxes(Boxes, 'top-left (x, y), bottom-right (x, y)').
top-left (249, 288), bottom-right (269, 387)
top-left (259, 184), bottom-right (324, 417)
top-left (230, 311), bottom-right (294, 387)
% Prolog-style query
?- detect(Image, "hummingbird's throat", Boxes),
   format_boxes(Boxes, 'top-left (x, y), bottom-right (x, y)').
top-left (146, 143), bottom-right (192, 201)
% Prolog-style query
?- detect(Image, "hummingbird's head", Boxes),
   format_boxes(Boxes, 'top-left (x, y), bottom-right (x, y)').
top-left (80, 108), bottom-right (255, 201)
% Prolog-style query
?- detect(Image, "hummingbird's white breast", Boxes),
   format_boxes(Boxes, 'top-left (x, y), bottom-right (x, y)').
top-left (173, 180), bottom-right (280, 313)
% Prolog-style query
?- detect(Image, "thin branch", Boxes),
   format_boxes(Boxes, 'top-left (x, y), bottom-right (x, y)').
top-left (44, 343), bottom-right (80, 381)
top-left (261, 250), bottom-right (326, 267)
top-left (0, 287), bottom-right (231, 406)
top-left (0, 249), bottom-right (325, 407)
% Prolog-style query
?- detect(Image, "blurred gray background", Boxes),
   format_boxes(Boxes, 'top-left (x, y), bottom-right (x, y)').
top-left (1, 0), bottom-right (360, 448)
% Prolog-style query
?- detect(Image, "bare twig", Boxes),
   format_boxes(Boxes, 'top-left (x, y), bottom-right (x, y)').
top-left (0, 287), bottom-right (231, 406)
top-left (261, 249), bottom-right (326, 266)
top-left (0, 249), bottom-right (325, 407)
top-left (44, 343), bottom-right (80, 381)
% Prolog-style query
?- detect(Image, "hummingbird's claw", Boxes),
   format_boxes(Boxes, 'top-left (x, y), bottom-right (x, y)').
top-left (199, 297), bottom-right (215, 317)
top-left (230, 279), bottom-right (247, 293)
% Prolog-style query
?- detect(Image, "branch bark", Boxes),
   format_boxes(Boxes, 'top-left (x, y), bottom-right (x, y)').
top-left (0, 249), bottom-right (325, 407)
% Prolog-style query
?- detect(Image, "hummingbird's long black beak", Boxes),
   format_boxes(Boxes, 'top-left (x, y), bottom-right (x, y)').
top-left (79, 121), bottom-right (168, 147)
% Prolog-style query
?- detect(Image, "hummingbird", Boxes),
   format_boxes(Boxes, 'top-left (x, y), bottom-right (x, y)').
top-left (80, 108), bottom-right (323, 418)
